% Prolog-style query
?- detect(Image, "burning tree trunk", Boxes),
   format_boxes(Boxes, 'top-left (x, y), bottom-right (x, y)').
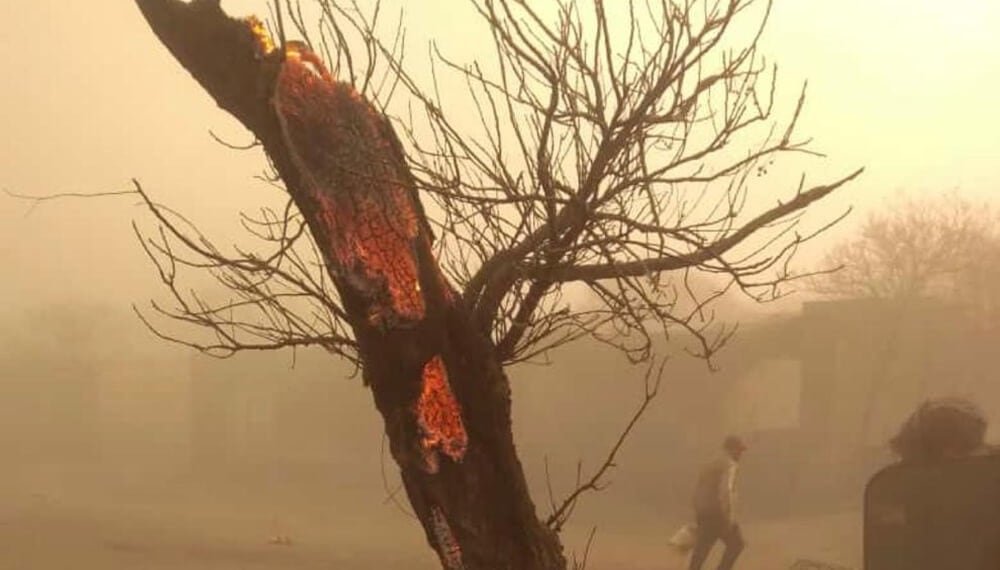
top-left (134, 1), bottom-right (564, 568)
top-left (128, 0), bottom-right (863, 567)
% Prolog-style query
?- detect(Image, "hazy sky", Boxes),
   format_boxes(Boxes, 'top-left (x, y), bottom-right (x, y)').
top-left (1, 0), bottom-right (998, 316)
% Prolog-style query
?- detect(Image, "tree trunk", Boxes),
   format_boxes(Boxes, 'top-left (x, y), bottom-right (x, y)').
top-left (134, 1), bottom-right (565, 568)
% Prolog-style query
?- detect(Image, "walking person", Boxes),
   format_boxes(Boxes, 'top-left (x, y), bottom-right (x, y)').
top-left (688, 435), bottom-right (747, 570)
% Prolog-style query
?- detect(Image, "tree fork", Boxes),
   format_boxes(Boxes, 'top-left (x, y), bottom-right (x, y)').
top-left (134, 1), bottom-right (565, 568)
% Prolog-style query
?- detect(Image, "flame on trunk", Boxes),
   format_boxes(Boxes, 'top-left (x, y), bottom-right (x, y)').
top-left (269, 28), bottom-right (427, 326)
top-left (417, 355), bottom-right (468, 473)
top-left (246, 16), bottom-right (275, 56)
top-left (311, 186), bottom-right (427, 325)
top-left (251, 20), bottom-right (465, 472)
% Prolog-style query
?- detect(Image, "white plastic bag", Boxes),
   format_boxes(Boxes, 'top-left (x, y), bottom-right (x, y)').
top-left (667, 523), bottom-right (698, 553)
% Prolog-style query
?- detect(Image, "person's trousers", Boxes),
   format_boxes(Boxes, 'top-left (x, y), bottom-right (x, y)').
top-left (688, 512), bottom-right (744, 570)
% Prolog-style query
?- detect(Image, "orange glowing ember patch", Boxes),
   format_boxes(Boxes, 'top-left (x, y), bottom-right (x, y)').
top-left (314, 187), bottom-right (426, 323)
top-left (245, 16), bottom-right (275, 56)
top-left (416, 356), bottom-right (468, 473)
top-left (284, 42), bottom-right (331, 81)
top-left (273, 42), bottom-right (429, 325)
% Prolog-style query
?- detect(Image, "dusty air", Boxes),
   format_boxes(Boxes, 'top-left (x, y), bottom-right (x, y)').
top-left (2, 0), bottom-right (998, 569)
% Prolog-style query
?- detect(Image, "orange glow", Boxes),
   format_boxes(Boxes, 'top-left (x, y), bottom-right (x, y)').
top-left (416, 355), bottom-right (468, 473)
top-left (244, 16), bottom-right (275, 56)
top-left (284, 42), bottom-right (332, 81)
top-left (313, 186), bottom-right (426, 323)
top-left (273, 43), bottom-right (430, 326)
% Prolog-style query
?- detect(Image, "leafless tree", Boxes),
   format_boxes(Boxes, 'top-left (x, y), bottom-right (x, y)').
top-left (124, 0), bottom-right (859, 568)
top-left (812, 193), bottom-right (998, 302)
top-left (812, 193), bottom-right (1000, 446)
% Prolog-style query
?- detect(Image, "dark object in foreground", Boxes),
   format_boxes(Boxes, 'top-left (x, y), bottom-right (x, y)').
top-left (889, 398), bottom-right (988, 463)
top-left (864, 451), bottom-right (1000, 570)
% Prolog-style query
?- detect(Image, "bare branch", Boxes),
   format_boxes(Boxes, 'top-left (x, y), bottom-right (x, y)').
top-left (812, 192), bottom-right (1000, 326)
top-left (546, 358), bottom-right (664, 531)
top-left (535, 168), bottom-right (863, 283)
top-left (4, 187), bottom-right (139, 216)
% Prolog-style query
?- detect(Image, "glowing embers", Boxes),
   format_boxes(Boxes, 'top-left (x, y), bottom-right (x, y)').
top-left (416, 355), bottom-right (468, 474)
top-left (314, 187), bottom-right (426, 326)
top-left (283, 41), bottom-right (331, 81)
top-left (272, 40), bottom-right (428, 326)
top-left (245, 15), bottom-right (275, 56)
top-left (430, 506), bottom-right (464, 570)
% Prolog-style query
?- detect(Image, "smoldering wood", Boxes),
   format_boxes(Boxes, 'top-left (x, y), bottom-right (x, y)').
top-left (131, 1), bottom-right (860, 568)
top-left (135, 1), bottom-right (565, 567)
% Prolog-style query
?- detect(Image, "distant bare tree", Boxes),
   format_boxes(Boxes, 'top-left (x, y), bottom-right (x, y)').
top-left (813, 193), bottom-right (998, 302)
top-left (952, 234), bottom-right (1000, 328)
top-left (121, 0), bottom-right (859, 568)
top-left (813, 193), bottom-right (1000, 446)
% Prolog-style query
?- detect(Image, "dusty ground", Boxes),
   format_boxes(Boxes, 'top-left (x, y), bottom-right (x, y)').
top-left (0, 462), bottom-right (439, 570)
top-left (564, 513), bottom-right (860, 570)
top-left (0, 490), bottom-right (438, 569)
top-left (0, 480), bottom-right (860, 570)
top-left (0, 458), bottom-right (861, 570)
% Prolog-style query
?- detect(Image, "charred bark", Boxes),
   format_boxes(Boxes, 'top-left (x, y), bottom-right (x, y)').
top-left (134, 1), bottom-right (565, 568)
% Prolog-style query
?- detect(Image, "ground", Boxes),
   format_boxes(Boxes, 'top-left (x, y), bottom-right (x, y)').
top-left (0, 471), bottom-right (861, 570)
